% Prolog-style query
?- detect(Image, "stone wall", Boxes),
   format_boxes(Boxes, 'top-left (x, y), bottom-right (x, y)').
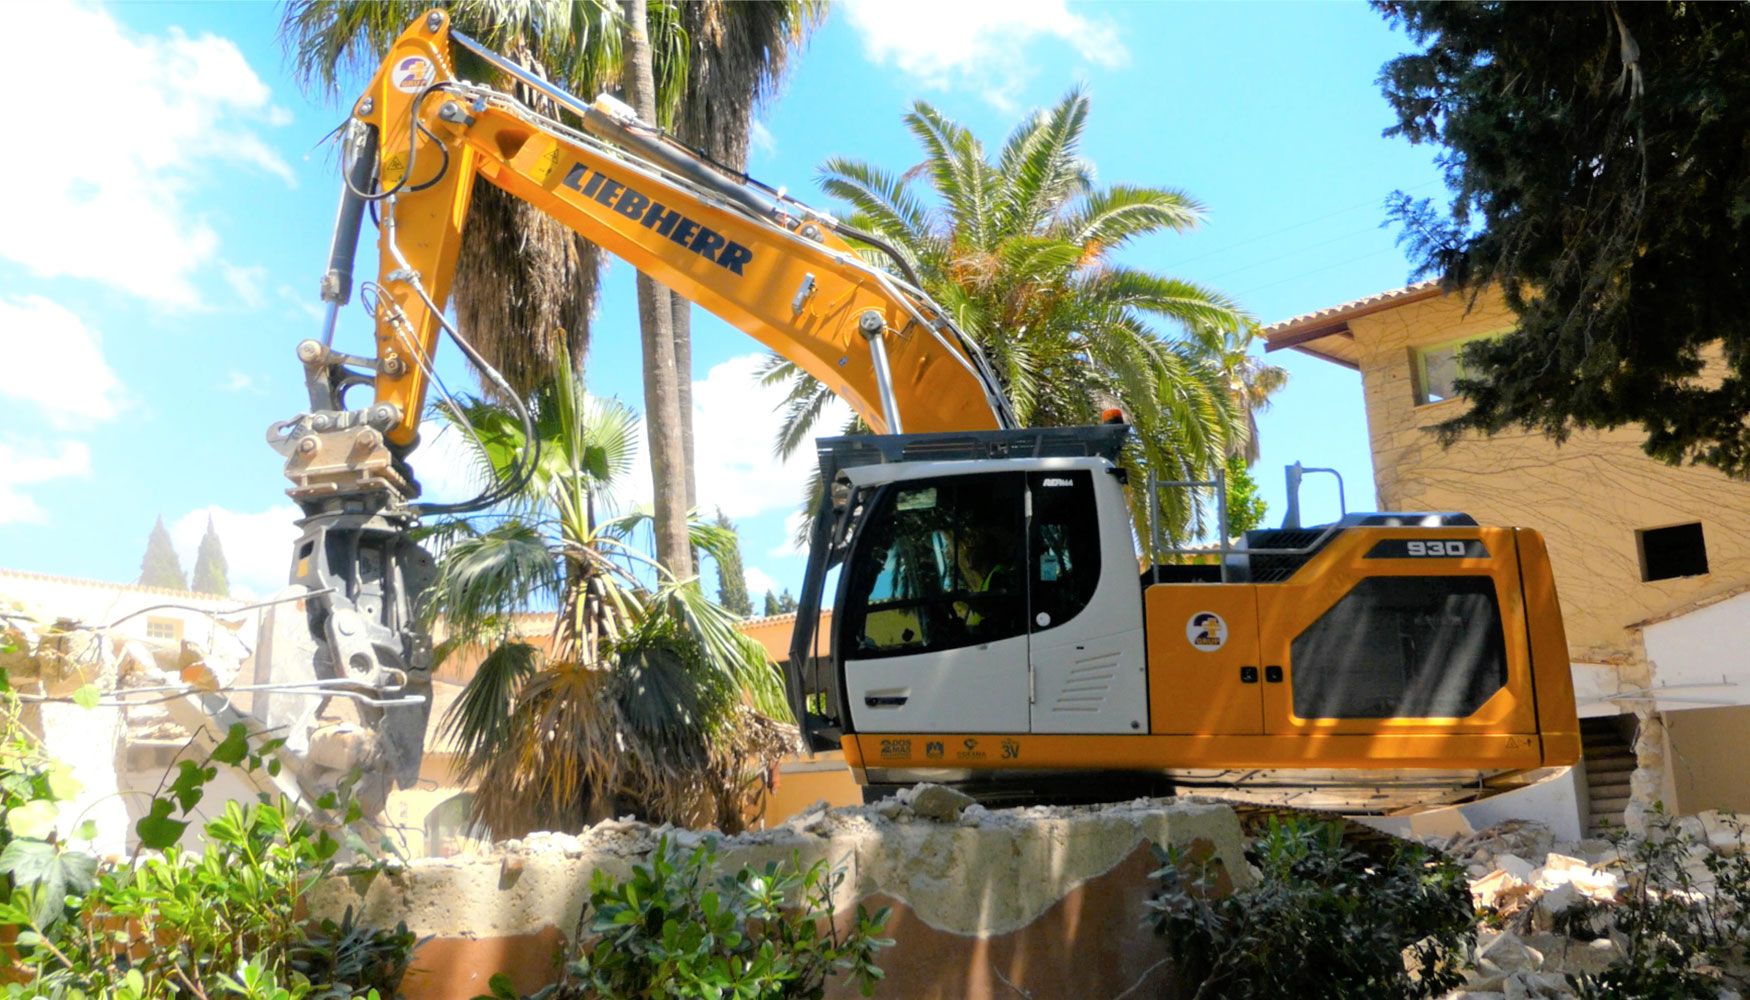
top-left (309, 794), bottom-right (1250, 1000)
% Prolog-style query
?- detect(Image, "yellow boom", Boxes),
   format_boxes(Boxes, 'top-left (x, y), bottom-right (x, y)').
top-left (350, 9), bottom-right (1009, 449)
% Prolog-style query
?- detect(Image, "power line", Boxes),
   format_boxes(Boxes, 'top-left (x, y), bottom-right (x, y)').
top-left (1168, 179), bottom-right (1440, 270)
top-left (1233, 245), bottom-right (1406, 299)
top-left (1200, 223), bottom-right (1387, 283)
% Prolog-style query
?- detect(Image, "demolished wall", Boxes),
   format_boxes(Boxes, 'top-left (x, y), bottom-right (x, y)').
top-left (309, 793), bottom-right (1251, 1000)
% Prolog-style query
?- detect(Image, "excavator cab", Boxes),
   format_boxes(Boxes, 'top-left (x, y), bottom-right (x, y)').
top-left (787, 425), bottom-right (1582, 810)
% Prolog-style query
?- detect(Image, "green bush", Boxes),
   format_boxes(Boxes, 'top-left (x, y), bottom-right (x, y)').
top-left (476, 836), bottom-right (892, 1000)
top-left (1565, 806), bottom-right (1750, 1000)
top-left (0, 652), bottom-right (420, 1000)
top-left (1146, 816), bottom-right (1474, 1000)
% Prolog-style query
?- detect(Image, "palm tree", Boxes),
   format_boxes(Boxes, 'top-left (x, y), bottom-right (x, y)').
top-left (767, 89), bottom-right (1265, 551)
top-left (666, 2), bottom-right (825, 516)
top-left (1190, 321), bottom-right (1288, 465)
top-left (424, 352), bottom-right (791, 837)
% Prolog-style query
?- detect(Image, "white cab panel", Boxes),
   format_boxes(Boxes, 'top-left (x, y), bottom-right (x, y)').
top-left (1028, 464), bottom-right (1149, 733)
top-left (843, 633), bottom-right (1031, 733)
top-left (1030, 628), bottom-right (1148, 732)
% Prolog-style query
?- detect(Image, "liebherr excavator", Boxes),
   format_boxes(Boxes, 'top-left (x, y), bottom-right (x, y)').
top-left (248, 9), bottom-right (1579, 818)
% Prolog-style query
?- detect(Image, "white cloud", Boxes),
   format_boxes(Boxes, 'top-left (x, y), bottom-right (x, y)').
top-left (749, 120), bottom-right (777, 160)
top-left (0, 296), bottom-right (125, 428)
top-left (0, 2), bottom-right (292, 308)
top-left (841, 0), bottom-right (1126, 107)
top-left (170, 504), bottom-right (301, 598)
top-left (744, 567), bottom-right (781, 602)
top-left (278, 284), bottom-right (327, 323)
top-left (689, 354), bottom-right (846, 520)
top-left (0, 442), bottom-right (91, 525)
top-left (220, 370), bottom-right (262, 394)
top-left (603, 354), bottom-right (840, 523)
top-left (767, 510), bottom-right (812, 559)
top-left (220, 263), bottom-right (268, 308)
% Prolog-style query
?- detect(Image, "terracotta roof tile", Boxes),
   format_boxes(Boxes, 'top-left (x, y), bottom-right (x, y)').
top-left (1260, 280), bottom-right (1441, 341)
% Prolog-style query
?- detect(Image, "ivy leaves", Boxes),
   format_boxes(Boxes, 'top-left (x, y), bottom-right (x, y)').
top-left (0, 837), bottom-right (97, 926)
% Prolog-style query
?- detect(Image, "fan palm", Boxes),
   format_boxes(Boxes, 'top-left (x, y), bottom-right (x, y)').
top-left (424, 353), bottom-right (791, 837)
top-left (769, 89), bottom-right (1269, 550)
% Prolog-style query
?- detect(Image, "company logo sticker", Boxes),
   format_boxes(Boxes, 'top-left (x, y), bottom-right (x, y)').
top-left (392, 55), bottom-right (436, 93)
top-left (1186, 612), bottom-right (1228, 653)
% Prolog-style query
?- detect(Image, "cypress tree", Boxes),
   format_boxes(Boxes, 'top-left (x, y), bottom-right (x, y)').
top-left (140, 516), bottom-right (187, 591)
top-left (190, 514), bottom-right (230, 597)
top-left (776, 589), bottom-right (798, 614)
top-left (763, 590), bottom-right (781, 617)
top-left (712, 508), bottom-right (752, 617)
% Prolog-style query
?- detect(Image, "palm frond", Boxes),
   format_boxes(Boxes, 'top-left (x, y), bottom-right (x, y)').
top-left (1001, 87), bottom-right (1094, 235)
top-left (440, 641), bottom-right (542, 778)
top-left (423, 519), bottom-right (560, 638)
top-left (816, 157), bottom-right (932, 246)
top-left (1065, 184), bottom-right (1207, 255)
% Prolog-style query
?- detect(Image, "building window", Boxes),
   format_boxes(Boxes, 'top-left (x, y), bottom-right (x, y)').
top-left (1412, 331), bottom-right (1501, 406)
top-left (144, 617), bottom-right (181, 643)
top-left (1638, 522), bottom-right (1709, 582)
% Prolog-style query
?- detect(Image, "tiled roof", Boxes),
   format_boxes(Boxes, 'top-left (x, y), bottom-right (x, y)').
top-left (1259, 280), bottom-right (1441, 341)
top-left (0, 567), bottom-right (233, 603)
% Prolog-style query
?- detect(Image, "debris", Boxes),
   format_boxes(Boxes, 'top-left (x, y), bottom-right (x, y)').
top-left (1477, 931), bottom-right (1543, 974)
top-left (896, 782), bottom-right (975, 822)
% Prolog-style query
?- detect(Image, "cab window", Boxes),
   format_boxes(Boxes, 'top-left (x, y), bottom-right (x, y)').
top-left (842, 473), bottom-right (1025, 658)
top-left (1028, 470), bottom-right (1101, 631)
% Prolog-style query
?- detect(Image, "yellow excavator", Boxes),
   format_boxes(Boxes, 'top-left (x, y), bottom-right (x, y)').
top-left (249, 10), bottom-right (1579, 816)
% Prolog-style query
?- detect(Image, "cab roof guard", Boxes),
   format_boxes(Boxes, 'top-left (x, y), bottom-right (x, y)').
top-left (813, 425), bottom-right (1130, 485)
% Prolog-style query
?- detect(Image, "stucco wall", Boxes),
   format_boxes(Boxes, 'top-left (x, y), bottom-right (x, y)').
top-left (311, 796), bottom-right (1248, 1000)
top-left (1348, 294), bottom-right (1750, 662)
top-left (1659, 706), bottom-right (1750, 816)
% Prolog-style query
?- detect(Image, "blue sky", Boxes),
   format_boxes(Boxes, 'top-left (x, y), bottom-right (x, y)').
top-left (0, 0), bottom-right (1442, 602)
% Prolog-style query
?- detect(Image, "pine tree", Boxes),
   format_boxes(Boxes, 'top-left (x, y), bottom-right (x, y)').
top-left (763, 590), bottom-right (781, 617)
top-left (712, 509), bottom-right (752, 617)
top-left (190, 514), bottom-right (230, 597)
top-left (776, 589), bottom-right (798, 614)
top-left (140, 516), bottom-right (187, 591)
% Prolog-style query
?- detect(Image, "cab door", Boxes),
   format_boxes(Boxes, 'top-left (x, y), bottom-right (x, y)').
top-left (838, 472), bottom-right (1031, 733)
top-left (1027, 469), bottom-right (1149, 734)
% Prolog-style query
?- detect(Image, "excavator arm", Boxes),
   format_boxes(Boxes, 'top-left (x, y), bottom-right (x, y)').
top-left (332, 9), bottom-right (1011, 451)
top-left (250, 9), bottom-right (1011, 814)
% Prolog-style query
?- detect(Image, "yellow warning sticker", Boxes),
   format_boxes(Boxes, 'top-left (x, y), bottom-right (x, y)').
top-left (529, 146), bottom-right (564, 185)
top-left (382, 152), bottom-right (408, 187)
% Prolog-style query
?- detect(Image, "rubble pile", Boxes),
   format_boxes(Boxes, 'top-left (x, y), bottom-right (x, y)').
top-left (1432, 816), bottom-right (1750, 1000)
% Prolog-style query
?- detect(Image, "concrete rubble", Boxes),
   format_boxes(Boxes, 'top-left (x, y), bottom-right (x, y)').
top-left (1433, 816), bottom-right (1750, 1000)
